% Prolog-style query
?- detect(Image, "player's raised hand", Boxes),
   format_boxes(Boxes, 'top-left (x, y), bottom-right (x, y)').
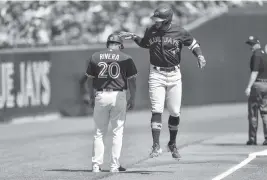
top-left (119, 31), bottom-right (136, 40)
top-left (197, 55), bottom-right (206, 69)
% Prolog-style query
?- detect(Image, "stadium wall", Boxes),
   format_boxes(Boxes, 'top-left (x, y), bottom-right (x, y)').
top-left (1, 10), bottom-right (267, 121)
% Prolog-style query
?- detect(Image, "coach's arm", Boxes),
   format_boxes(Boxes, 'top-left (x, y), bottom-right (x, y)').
top-left (79, 75), bottom-right (95, 107)
top-left (127, 76), bottom-right (136, 110)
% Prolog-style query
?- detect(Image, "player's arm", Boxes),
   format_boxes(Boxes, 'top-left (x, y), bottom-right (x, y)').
top-left (246, 71), bottom-right (259, 90)
top-left (120, 28), bottom-right (150, 49)
top-left (79, 57), bottom-right (96, 103)
top-left (132, 29), bottom-right (150, 48)
top-left (245, 54), bottom-right (260, 94)
top-left (126, 58), bottom-right (138, 109)
top-left (128, 77), bottom-right (136, 101)
top-left (182, 29), bottom-right (206, 68)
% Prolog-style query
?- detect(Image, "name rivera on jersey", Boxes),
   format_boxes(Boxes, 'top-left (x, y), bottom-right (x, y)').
top-left (100, 53), bottom-right (120, 61)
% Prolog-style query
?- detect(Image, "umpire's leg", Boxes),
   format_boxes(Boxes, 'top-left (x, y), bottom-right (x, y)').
top-left (248, 87), bottom-right (259, 144)
top-left (256, 82), bottom-right (267, 144)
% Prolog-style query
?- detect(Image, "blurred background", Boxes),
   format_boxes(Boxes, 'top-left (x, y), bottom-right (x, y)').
top-left (0, 0), bottom-right (267, 122)
top-left (0, 0), bottom-right (264, 49)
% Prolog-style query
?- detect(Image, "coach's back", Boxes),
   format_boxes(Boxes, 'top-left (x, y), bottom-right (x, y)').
top-left (86, 48), bottom-right (137, 91)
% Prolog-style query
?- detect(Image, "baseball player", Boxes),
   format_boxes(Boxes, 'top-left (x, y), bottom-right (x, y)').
top-left (119, 4), bottom-right (206, 159)
top-left (80, 33), bottom-right (138, 172)
top-left (245, 36), bottom-right (267, 146)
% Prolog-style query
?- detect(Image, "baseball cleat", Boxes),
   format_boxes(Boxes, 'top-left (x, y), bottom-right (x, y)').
top-left (263, 139), bottom-right (267, 145)
top-left (167, 142), bottom-right (181, 160)
top-left (246, 140), bottom-right (257, 145)
top-left (110, 166), bottom-right (126, 173)
top-left (92, 164), bottom-right (101, 173)
top-left (149, 143), bottom-right (163, 158)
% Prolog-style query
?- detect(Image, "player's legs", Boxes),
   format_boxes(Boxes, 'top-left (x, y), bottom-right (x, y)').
top-left (166, 69), bottom-right (182, 159)
top-left (109, 91), bottom-right (127, 171)
top-left (255, 82), bottom-right (267, 145)
top-left (247, 87), bottom-right (259, 145)
top-left (92, 92), bottom-right (111, 171)
top-left (148, 66), bottom-right (166, 157)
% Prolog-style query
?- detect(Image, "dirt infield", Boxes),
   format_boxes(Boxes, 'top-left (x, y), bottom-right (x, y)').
top-left (0, 103), bottom-right (266, 180)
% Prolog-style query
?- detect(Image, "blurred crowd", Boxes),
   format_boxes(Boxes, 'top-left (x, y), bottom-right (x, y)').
top-left (0, 1), bottom-right (264, 49)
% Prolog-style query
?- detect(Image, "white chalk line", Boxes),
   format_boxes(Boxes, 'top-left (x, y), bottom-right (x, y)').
top-left (11, 113), bottom-right (61, 125)
top-left (212, 149), bottom-right (267, 180)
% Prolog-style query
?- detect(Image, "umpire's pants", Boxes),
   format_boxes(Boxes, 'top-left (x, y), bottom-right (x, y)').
top-left (248, 82), bottom-right (267, 142)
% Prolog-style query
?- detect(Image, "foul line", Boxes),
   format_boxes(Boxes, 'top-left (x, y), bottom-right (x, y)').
top-left (212, 149), bottom-right (267, 180)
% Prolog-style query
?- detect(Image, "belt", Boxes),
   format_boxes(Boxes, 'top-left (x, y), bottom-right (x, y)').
top-left (96, 88), bottom-right (124, 92)
top-left (153, 65), bottom-right (180, 72)
top-left (256, 79), bottom-right (267, 82)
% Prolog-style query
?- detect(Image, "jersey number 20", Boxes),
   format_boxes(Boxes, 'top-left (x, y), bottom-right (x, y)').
top-left (98, 62), bottom-right (120, 79)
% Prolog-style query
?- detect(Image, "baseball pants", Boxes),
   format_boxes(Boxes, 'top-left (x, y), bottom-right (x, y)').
top-left (148, 65), bottom-right (182, 117)
top-left (92, 90), bottom-right (127, 169)
top-left (248, 82), bottom-right (267, 142)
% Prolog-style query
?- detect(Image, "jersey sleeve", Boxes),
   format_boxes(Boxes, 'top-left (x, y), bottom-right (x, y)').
top-left (126, 58), bottom-right (138, 79)
top-left (251, 54), bottom-right (261, 71)
top-left (85, 55), bottom-right (96, 78)
top-left (134, 27), bottom-right (150, 48)
top-left (181, 28), bottom-right (197, 49)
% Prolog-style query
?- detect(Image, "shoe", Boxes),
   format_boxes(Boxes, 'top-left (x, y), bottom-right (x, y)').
top-left (149, 143), bottom-right (162, 158)
top-left (110, 166), bottom-right (126, 173)
top-left (246, 140), bottom-right (257, 145)
top-left (167, 142), bottom-right (181, 160)
top-left (263, 139), bottom-right (267, 145)
top-left (92, 164), bottom-right (101, 173)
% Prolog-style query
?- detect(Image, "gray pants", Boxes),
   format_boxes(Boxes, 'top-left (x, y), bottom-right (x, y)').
top-left (248, 82), bottom-right (267, 142)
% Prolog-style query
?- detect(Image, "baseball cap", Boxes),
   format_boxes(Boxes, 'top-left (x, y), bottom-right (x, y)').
top-left (245, 36), bottom-right (260, 46)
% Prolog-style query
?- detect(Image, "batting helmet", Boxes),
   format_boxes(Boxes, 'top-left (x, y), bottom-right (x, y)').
top-left (150, 5), bottom-right (173, 25)
top-left (106, 34), bottom-right (124, 49)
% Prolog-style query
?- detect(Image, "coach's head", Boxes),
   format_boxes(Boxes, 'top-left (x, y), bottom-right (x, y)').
top-left (106, 33), bottom-right (124, 50)
top-left (245, 36), bottom-right (261, 51)
top-left (150, 4), bottom-right (173, 30)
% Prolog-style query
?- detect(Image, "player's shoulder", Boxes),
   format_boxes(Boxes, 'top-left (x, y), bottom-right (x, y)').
top-left (118, 50), bottom-right (133, 61)
top-left (170, 23), bottom-right (188, 33)
top-left (91, 49), bottom-right (112, 60)
top-left (90, 50), bottom-right (103, 60)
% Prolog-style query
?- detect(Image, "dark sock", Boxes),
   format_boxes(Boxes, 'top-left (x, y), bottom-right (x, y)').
top-left (168, 116), bottom-right (180, 145)
top-left (151, 113), bottom-right (162, 146)
top-left (152, 129), bottom-right (160, 145)
top-left (169, 130), bottom-right (178, 145)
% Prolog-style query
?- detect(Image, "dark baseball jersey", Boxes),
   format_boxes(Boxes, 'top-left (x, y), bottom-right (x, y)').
top-left (250, 49), bottom-right (267, 80)
top-left (134, 23), bottom-right (197, 67)
top-left (85, 49), bottom-right (137, 90)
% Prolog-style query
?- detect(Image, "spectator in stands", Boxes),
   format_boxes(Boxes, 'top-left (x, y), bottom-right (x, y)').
top-left (0, 1), bottom-right (262, 49)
